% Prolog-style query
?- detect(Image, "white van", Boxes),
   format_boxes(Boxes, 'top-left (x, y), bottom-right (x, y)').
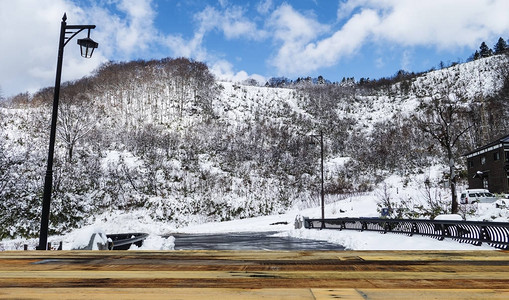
top-left (460, 189), bottom-right (497, 204)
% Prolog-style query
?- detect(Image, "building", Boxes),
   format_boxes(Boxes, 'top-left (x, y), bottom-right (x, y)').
top-left (465, 134), bottom-right (509, 193)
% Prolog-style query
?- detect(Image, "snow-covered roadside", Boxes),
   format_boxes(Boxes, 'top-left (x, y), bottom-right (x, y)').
top-left (179, 202), bottom-right (497, 251)
top-left (1, 190), bottom-right (507, 251)
top-left (282, 229), bottom-right (494, 250)
top-left (179, 216), bottom-right (496, 251)
top-left (0, 210), bottom-right (179, 251)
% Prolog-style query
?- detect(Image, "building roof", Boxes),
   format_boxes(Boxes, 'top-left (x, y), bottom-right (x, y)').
top-left (464, 134), bottom-right (509, 158)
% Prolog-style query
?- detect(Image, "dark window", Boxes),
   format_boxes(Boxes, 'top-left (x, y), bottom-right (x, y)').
top-left (468, 160), bottom-right (474, 168)
top-left (494, 151), bottom-right (500, 161)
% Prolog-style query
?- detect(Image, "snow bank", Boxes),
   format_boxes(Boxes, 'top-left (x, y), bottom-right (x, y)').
top-left (284, 228), bottom-right (494, 250)
top-left (129, 235), bottom-right (175, 250)
top-left (435, 214), bottom-right (463, 221)
top-left (69, 227), bottom-right (109, 250)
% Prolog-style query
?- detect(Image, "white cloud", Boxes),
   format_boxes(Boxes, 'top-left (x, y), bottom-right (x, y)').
top-left (86, 0), bottom-right (158, 59)
top-left (269, 4), bottom-right (375, 75)
top-left (337, 0), bottom-right (366, 21)
top-left (361, 0), bottom-right (509, 48)
top-left (375, 57), bottom-right (384, 69)
top-left (0, 0), bottom-right (160, 97)
top-left (211, 59), bottom-right (266, 84)
top-left (163, 32), bottom-right (208, 61)
top-left (257, 0), bottom-right (273, 15)
top-left (195, 5), bottom-right (266, 40)
top-left (114, 0), bottom-right (156, 55)
top-left (400, 50), bottom-right (411, 71)
top-left (367, 0), bottom-right (508, 49)
top-left (269, 3), bottom-right (329, 45)
top-left (0, 0), bottom-right (270, 96)
top-left (3, 0), bottom-right (509, 97)
top-left (270, 0), bottom-right (509, 76)
top-left (162, 4), bottom-right (267, 81)
top-left (218, 0), bottom-right (229, 8)
top-left (0, 0), bottom-right (104, 96)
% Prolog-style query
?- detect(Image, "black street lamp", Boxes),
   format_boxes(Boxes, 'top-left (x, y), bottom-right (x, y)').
top-left (36, 13), bottom-right (98, 250)
top-left (309, 130), bottom-right (325, 229)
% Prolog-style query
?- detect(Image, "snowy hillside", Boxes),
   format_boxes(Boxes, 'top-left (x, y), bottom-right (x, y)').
top-left (214, 82), bottom-right (302, 124)
top-left (1, 54), bottom-right (508, 244)
top-left (340, 55), bottom-right (508, 134)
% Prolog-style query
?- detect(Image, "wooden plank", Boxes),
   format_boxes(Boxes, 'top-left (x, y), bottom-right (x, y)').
top-left (350, 289), bottom-right (509, 300)
top-left (1, 270), bottom-right (509, 280)
top-left (0, 250), bottom-right (509, 297)
top-left (1, 288), bottom-right (509, 300)
top-left (0, 288), bottom-right (316, 300)
top-left (313, 289), bottom-right (509, 300)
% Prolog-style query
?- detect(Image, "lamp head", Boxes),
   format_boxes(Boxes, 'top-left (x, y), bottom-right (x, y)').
top-left (77, 37), bottom-right (98, 58)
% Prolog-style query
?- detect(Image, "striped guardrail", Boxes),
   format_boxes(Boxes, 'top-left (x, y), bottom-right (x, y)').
top-left (303, 217), bottom-right (509, 249)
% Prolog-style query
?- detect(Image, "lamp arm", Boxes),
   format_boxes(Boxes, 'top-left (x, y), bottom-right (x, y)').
top-left (63, 25), bottom-right (96, 47)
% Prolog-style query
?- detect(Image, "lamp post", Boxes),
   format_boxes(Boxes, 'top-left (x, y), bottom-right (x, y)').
top-left (36, 13), bottom-right (98, 250)
top-left (309, 130), bottom-right (325, 229)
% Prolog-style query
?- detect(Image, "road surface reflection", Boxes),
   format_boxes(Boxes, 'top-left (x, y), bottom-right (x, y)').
top-left (171, 232), bottom-right (345, 250)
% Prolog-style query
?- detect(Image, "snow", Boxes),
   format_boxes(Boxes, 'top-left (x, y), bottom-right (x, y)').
top-left (129, 235), bottom-right (175, 250)
top-left (435, 214), bottom-right (464, 221)
top-left (69, 227), bottom-right (109, 250)
top-left (102, 150), bottom-right (142, 170)
top-left (284, 228), bottom-right (492, 251)
top-left (0, 190), bottom-right (504, 251)
top-left (1, 56), bottom-right (508, 252)
top-left (176, 194), bottom-right (498, 250)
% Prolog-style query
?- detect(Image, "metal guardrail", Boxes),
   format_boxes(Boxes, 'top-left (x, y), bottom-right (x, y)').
top-left (107, 233), bottom-right (149, 250)
top-left (304, 217), bottom-right (509, 249)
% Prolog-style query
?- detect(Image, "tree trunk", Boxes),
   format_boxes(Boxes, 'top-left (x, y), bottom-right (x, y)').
top-left (448, 147), bottom-right (458, 214)
top-left (68, 143), bottom-right (73, 162)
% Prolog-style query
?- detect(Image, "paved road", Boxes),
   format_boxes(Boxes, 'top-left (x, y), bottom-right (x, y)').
top-left (171, 231), bottom-right (345, 250)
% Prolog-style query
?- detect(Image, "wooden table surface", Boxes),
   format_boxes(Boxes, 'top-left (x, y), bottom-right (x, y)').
top-left (1, 250), bottom-right (508, 299)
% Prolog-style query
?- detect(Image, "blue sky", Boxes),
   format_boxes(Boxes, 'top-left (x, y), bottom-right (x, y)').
top-left (1, 0), bottom-right (509, 97)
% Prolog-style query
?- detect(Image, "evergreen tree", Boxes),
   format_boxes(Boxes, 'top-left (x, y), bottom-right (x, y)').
top-left (479, 42), bottom-right (492, 58)
top-left (468, 50), bottom-right (480, 61)
top-left (494, 37), bottom-right (508, 54)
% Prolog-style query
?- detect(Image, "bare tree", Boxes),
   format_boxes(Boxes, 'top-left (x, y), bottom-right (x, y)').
top-left (169, 57), bottom-right (216, 118)
top-left (415, 91), bottom-right (472, 214)
top-left (7, 92), bottom-right (30, 107)
top-left (57, 92), bottom-right (96, 162)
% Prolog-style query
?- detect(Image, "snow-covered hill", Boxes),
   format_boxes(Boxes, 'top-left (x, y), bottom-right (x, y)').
top-left (1, 54), bottom-right (508, 244)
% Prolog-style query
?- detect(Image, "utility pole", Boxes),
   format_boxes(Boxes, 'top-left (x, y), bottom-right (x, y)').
top-left (309, 130), bottom-right (325, 229)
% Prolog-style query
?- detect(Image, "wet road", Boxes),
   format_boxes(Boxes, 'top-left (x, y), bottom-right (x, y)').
top-left (171, 232), bottom-right (345, 250)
